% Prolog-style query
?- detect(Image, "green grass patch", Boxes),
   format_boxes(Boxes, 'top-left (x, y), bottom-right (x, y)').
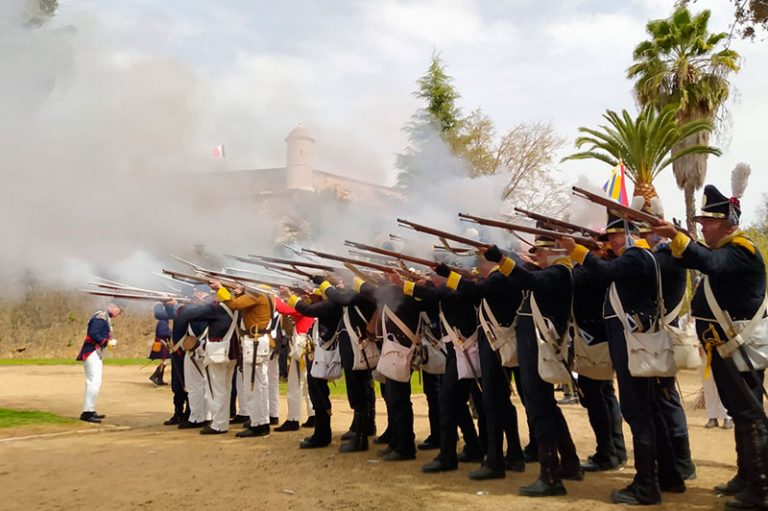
top-left (0, 358), bottom-right (148, 366)
top-left (0, 408), bottom-right (77, 428)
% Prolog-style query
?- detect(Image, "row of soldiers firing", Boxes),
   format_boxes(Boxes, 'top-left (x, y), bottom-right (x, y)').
top-left (77, 171), bottom-right (768, 509)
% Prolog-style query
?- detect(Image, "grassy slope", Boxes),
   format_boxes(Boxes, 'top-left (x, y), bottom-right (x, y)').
top-left (0, 408), bottom-right (77, 428)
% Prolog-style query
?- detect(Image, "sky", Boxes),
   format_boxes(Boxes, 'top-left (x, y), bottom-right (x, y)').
top-left (1, 0), bottom-right (767, 292)
top-left (45, 0), bottom-right (764, 223)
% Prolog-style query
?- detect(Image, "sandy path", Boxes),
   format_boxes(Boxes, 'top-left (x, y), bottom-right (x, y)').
top-left (0, 365), bottom-right (736, 510)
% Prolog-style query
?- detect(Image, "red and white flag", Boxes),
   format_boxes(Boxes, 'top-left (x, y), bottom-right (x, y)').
top-left (212, 144), bottom-right (225, 158)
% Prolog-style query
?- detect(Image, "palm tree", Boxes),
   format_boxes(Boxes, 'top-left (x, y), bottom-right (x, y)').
top-left (563, 105), bottom-right (721, 206)
top-left (627, 7), bottom-right (740, 236)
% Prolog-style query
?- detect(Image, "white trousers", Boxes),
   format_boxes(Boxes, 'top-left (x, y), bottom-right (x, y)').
top-left (184, 351), bottom-right (210, 423)
top-left (268, 355), bottom-right (280, 418)
top-left (242, 362), bottom-right (270, 426)
top-left (703, 368), bottom-right (730, 421)
top-left (205, 360), bottom-right (236, 432)
top-left (235, 367), bottom-right (250, 417)
top-left (82, 350), bottom-right (103, 412)
top-left (286, 358), bottom-right (313, 421)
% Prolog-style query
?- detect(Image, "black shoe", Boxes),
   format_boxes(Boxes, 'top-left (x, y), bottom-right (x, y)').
top-left (79, 412), bottom-right (101, 424)
top-left (236, 427), bottom-right (259, 438)
top-left (382, 451), bottom-right (415, 462)
top-left (377, 446), bottom-right (393, 457)
top-left (519, 479), bottom-right (567, 497)
top-left (242, 420), bottom-right (251, 429)
top-left (660, 482), bottom-right (686, 493)
top-left (340, 429), bottom-right (355, 441)
top-left (200, 425), bottom-right (226, 435)
top-left (457, 449), bottom-right (483, 463)
top-left (230, 414), bottom-right (248, 424)
top-left (418, 438), bottom-right (440, 451)
top-left (582, 455), bottom-right (617, 472)
top-left (301, 417), bottom-right (315, 428)
top-left (178, 420), bottom-right (206, 429)
top-left (270, 416), bottom-right (279, 425)
top-left (610, 484), bottom-right (661, 505)
top-left (373, 434), bottom-right (391, 445)
top-left (299, 436), bottom-right (331, 449)
top-left (275, 420), bottom-right (300, 432)
top-left (523, 446), bottom-right (539, 463)
top-left (469, 465), bottom-right (505, 480)
top-left (421, 458), bottom-right (458, 473)
top-left (725, 494), bottom-right (768, 510)
top-left (505, 459), bottom-right (526, 472)
top-left (92, 412), bottom-right (106, 419)
top-left (561, 466), bottom-right (585, 481)
top-left (716, 476), bottom-right (749, 496)
top-left (255, 424), bottom-right (270, 437)
top-left (339, 441), bottom-right (369, 453)
top-left (163, 415), bottom-right (182, 426)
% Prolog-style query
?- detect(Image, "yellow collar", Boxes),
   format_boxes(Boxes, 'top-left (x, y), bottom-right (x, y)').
top-left (714, 229), bottom-right (744, 249)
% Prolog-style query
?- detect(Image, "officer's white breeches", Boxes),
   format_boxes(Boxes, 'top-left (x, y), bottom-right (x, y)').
top-left (82, 350), bottom-right (103, 412)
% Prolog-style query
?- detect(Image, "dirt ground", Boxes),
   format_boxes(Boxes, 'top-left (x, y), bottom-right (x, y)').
top-left (0, 365), bottom-right (737, 511)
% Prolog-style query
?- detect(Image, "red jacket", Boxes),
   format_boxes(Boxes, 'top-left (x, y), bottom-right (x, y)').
top-left (275, 297), bottom-right (314, 335)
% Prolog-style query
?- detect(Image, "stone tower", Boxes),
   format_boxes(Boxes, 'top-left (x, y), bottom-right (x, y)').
top-left (284, 123), bottom-right (315, 192)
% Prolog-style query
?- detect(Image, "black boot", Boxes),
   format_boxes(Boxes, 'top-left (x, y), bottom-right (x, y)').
top-left (611, 445), bottom-right (661, 505)
top-left (300, 410), bottom-right (331, 449)
top-left (79, 411), bottom-right (101, 424)
top-left (557, 428), bottom-right (584, 481)
top-left (422, 455), bottom-right (458, 473)
top-left (519, 444), bottom-right (566, 497)
top-left (672, 434), bottom-right (697, 481)
top-left (149, 365), bottom-right (165, 386)
top-left (340, 415), bottom-right (357, 441)
top-left (275, 420), bottom-right (300, 432)
top-left (163, 415), bottom-right (182, 426)
top-left (523, 439), bottom-right (539, 463)
top-left (340, 412), bottom-right (369, 453)
top-left (725, 421), bottom-right (768, 511)
top-left (717, 420), bottom-right (750, 496)
top-left (469, 465), bottom-right (505, 480)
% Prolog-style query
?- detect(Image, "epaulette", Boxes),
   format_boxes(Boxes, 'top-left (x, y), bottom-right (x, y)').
top-left (731, 236), bottom-right (756, 255)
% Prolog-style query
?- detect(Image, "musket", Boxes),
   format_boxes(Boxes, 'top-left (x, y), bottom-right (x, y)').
top-left (89, 282), bottom-right (184, 298)
top-left (343, 240), bottom-right (475, 278)
top-left (571, 186), bottom-right (696, 238)
top-left (397, 218), bottom-right (490, 249)
top-left (241, 254), bottom-right (339, 272)
top-left (193, 268), bottom-right (308, 295)
top-left (301, 248), bottom-right (395, 273)
top-left (81, 289), bottom-right (191, 303)
top-left (512, 207), bottom-right (602, 238)
top-left (458, 213), bottom-right (600, 250)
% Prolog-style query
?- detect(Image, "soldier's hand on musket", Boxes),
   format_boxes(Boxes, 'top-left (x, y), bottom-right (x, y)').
top-left (480, 244), bottom-right (503, 262)
top-left (558, 236), bottom-right (576, 252)
top-left (208, 279), bottom-right (222, 290)
top-left (161, 297), bottom-right (177, 305)
top-left (233, 284), bottom-right (245, 296)
top-left (434, 263), bottom-right (451, 278)
top-left (652, 220), bottom-right (678, 239)
top-left (310, 275), bottom-right (325, 285)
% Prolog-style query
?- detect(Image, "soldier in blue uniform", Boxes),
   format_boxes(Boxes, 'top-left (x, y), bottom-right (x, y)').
top-left (153, 284), bottom-right (211, 428)
top-left (654, 177), bottom-right (768, 511)
top-left (483, 239), bottom-right (583, 497)
top-left (562, 211), bottom-right (685, 505)
top-left (77, 300), bottom-right (124, 423)
top-left (440, 253), bottom-right (526, 480)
